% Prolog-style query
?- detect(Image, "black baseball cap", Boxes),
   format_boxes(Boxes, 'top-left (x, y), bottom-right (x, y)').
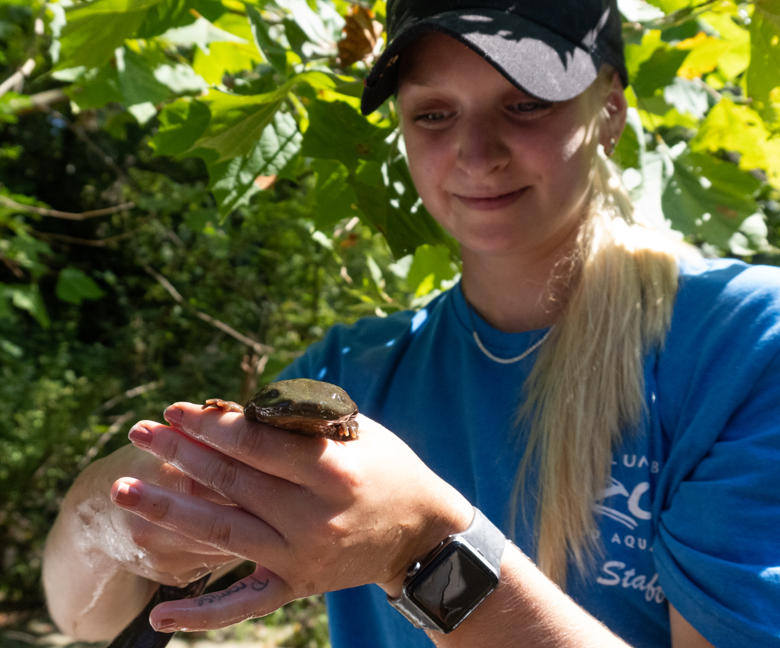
top-left (361, 0), bottom-right (628, 115)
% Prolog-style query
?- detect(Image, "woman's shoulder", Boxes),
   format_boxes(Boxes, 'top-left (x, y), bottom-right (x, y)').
top-left (657, 256), bottom-right (780, 439)
top-left (671, 257), bottom-right (780, 341)
top-left (676, 256), bottom-right (780, 310)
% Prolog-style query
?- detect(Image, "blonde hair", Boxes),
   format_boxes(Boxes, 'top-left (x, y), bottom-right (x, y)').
top-left (514, 132), bottom-right (697, 587)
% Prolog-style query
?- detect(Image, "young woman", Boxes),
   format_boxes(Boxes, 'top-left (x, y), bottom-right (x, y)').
top-left (43, 1), bottom-right (780, 647)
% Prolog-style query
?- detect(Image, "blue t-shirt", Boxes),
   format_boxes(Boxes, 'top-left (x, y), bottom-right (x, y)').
top-left (279, 258), bottom-right (780, 648)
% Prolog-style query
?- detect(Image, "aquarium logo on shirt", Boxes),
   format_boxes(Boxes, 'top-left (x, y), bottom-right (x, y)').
top-left (591, 455), bottom-right (666, 605)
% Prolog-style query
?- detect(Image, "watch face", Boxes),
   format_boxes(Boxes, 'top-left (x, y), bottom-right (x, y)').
top-left (407, 541), bottom-right (499, 632)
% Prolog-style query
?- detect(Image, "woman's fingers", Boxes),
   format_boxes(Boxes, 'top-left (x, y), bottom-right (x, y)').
top-left (162, 403), bottom-right (333, 486)
top-left (126, 422), bottom-right (324, 522)
top-left (149, 566), bottom-right (294, 632)
top-left (124, 427), bottom-right (235, 506)
top-left (111, 478), bottom-right (288, 566)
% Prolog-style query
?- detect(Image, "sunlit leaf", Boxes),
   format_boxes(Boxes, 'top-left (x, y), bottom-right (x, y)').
top-left (691, 97), bottom-right (772, 171)
top-left (645, 0), bottom-right (695, 12)
top-left (700, 9), bottom-right (750, 81)
top-left (65, 64), bottom-right (124, 110)
top-left (407, 244), bottom-right (457, 295)
top-left (57, 0), bottom-right (165, 70)
top-left (676, 32), bottom-right (730, 79)
top-left (184, 72), bottom-right (351, 163)
top-left (663, 150), bottom-right (761, 247)
top-left (116, 46), bottom-right (171, 118)
top-left (747, 0), bottom-right (780, 124)
top-left (191, 11), bottom-right (261, 83)
top-left (8, 285), bottom-right (49, 327)
top-left (210, 111), bottom-right (303, 216)
top-left (247, 5), bottom-right (287, 74)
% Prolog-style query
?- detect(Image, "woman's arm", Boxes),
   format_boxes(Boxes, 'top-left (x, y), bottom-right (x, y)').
top-left (42, 444), bottom-right (240, 640)
top-left (417, 548), bottom-right (716, 648)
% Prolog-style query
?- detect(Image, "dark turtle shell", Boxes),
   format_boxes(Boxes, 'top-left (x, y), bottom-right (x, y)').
top-left (243, 379), bottom-right (359, 440)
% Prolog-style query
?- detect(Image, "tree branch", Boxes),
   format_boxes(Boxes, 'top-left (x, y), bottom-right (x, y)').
top-left (17, 88), bottom-right (69, 112)
top-left (31, 230), bottom-right (135, 248)
top-left (143, 264), bottom-right (274, 355)
top-left (0, 59), bottom-right (35, 98)
top-left (0, 194), bottom-right (135, 220)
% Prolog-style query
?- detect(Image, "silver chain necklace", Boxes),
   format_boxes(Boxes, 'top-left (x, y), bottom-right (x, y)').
top-left (466, 301), bottom-right (554, 365)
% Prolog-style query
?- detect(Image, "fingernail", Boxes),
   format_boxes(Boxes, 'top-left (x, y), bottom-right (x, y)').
top-left (113, 481), bottom-right (140, 507)
top-left (155, 618), bottom-right (178, 632)
top-left (164, 406), bottom-right (183, 426)
top-left (128, 425), bottom-right (153, 449)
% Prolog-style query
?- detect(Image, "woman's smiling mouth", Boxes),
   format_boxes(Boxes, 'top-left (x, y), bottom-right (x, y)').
top-left (455, 188), bottom-right (526, 211)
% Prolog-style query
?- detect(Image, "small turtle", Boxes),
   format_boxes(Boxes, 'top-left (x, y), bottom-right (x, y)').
top-left (203, 378), bottom-right (359, 440)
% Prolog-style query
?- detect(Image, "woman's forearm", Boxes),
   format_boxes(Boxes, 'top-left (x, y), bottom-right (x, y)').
top-left (428, 543), bottom-right (629, 648)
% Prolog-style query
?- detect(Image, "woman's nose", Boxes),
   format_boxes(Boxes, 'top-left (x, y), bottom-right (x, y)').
top-left (456, 115), bottom-right (511, 178)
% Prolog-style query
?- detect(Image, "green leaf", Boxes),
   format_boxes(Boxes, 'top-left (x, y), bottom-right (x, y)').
top-left (346, 156), bottom-right (455, 259)
top-left (747, 0), bottom-right (780, 125)
top-left (65, 64), bottom-right (123, 110)
top-left (192, 90), bottom-right (284, 161)
top-left (56, 268), bottom-right (105, 305)
top-left (136, 0), bottom-right (224, 38)
top-left (300, 99), bottom-right (393, 172)
top-left (149, 98), bottom-right (211, 156)
top-left (646, 0), bottom-right (694, 12)
top-left (210, 111), bottom-right (303, 216)
top-left (247, 5), bottom-right (287, 74)
top-left (690, 98), bottom-right (771, 171)
top-left (117, 46), bottom-right (172, 120)
top-left (57, 0), bottom-right (165, 70)
top-left (158, 15), bottom-right (241, 52)
top-left (632, 45), bottom-right (689, 98)
top-left (662, 76), bottom-right (709, 119)
top-left (311, 159), bottom-right (360, 228)
top-left (700, 9), bottom-right (750, 81)
top-left (614, 107), bottom-right (644, 170)
top-left (153, 63), bottom-right (208, 94)
top-left (407, 244), bottom-right (457, 294)
top-left (136, 0), bottom-right (194, 38)
top-left (191, 11), bottom-right (261, 83)
top-left (192, 41), bottom-right (262, 84)
top-left (283, 17), bottom-right (310, 58)
top-left (625, 30), bottom-right (663, 79)
top-left (8, 284), bottom-right (50, 327)
top-left (662, 151), bottom-right (761, 247)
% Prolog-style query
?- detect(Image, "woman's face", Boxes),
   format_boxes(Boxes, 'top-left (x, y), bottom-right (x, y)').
top-left (398, 33), bottom-right (624, 261)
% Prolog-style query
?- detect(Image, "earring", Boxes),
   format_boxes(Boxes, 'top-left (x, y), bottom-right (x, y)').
top-left (605, 137), bottom-right (617, 157)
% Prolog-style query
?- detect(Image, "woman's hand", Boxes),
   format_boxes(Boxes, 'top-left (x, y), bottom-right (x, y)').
top-left (93, 443), bottom-right (241, 586)
top-left (111, 403), bottom-right (473, 632)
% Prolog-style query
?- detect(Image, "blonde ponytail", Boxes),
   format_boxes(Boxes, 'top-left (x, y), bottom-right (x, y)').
top-left (514, 150), bottom-right (696, 587)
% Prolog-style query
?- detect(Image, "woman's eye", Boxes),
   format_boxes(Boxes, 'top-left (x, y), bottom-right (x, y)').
top-left (413, 111), bottom-right (450, 124)
top-left (511, 101), bottom-right (553, 114)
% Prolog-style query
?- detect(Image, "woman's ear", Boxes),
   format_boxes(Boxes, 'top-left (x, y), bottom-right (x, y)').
top-left (600, 73), bottom-right (628, 152)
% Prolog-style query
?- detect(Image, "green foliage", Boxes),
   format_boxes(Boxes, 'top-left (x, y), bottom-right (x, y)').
top-left (1, 0), bottom-right (780, 642)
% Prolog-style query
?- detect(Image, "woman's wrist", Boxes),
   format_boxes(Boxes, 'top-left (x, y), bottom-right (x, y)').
top-left (377, 484), bottom-right (474, 598)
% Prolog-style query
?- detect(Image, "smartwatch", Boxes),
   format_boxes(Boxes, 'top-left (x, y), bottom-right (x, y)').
top-left (387, 507), bottom-right (506, 634)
